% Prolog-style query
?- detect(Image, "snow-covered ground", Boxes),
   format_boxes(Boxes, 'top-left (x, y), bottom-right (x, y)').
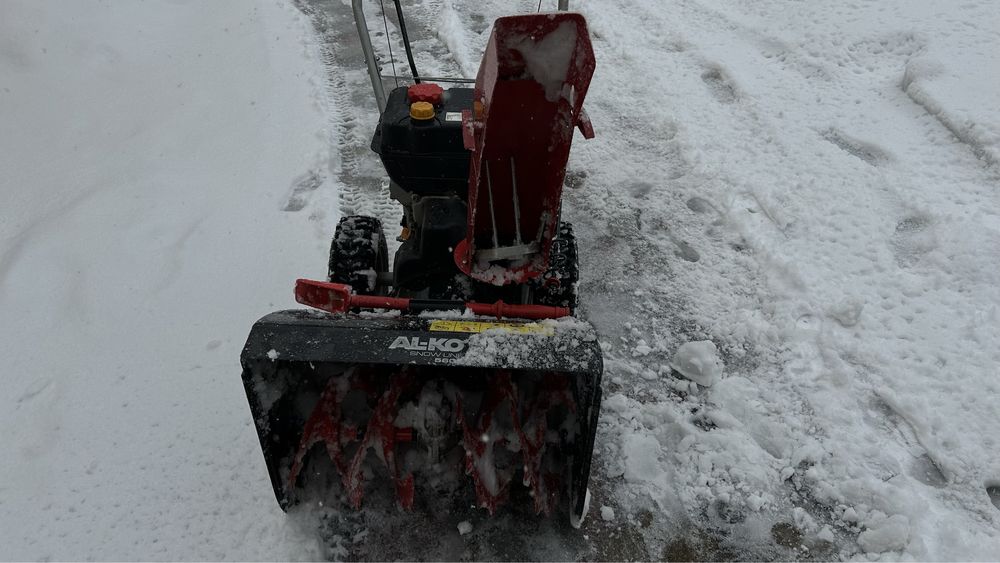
top-left (0, 0), bottom-right (335, 559)
top-left (559, 0), bottom-right (1000, 558)
top-left (3, 0), bottom-right (999, 560)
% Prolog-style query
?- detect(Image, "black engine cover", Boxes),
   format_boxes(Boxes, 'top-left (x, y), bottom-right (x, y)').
top-left (372, 86), bottom-right (473, 196)
top-left (394, 195), bottom-right (467, 290)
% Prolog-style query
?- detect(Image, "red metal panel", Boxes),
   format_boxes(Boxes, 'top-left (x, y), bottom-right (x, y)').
top-left (456, 13), bottom-right (596, 285)
top-left (295, 278), bottom-right (570, 319)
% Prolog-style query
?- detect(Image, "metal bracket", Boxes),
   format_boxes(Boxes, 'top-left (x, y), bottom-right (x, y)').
top-left (476, 242), bottom-right (540, 262)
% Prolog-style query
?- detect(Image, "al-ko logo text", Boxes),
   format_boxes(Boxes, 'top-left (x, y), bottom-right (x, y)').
top-left (389, 336), bottom-right (466, 353)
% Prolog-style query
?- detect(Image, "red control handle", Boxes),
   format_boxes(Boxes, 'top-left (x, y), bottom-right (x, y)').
top-left (295, 279), bottom-right (570, 319)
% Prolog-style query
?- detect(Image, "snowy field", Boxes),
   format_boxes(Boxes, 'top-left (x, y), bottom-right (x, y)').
top-left (2, 0), bottom-right (999, 560)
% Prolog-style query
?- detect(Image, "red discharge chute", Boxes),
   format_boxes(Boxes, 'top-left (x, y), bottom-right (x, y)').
top-left (455, 13), bottom-right (596, 285)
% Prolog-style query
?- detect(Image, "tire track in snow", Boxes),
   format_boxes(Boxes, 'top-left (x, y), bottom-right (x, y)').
top-left (292, 0), bottom-right (401, 242)
top-left (901, 64), bottom-right (1000, 169)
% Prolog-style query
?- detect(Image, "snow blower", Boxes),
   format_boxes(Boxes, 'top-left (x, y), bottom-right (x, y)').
top-left (241, 2), bottom-right (601, 524)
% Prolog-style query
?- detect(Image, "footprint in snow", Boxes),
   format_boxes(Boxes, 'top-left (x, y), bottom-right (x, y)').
top-left (869, 395), bottom-right (949, 488)
top-left (701, 67), bottom-right (738, 104)
top-left (626, 181), bottom-right (653, 198)
top-left (909, 454), bottom-right (947, 488)
top-left (821, 128), bottom-right (889, 166)
top-left (673, 239), bottom-right (700, 262)
top-left (284, 169), bottom-right (324, 212)
top-left (17, 378), bottom-right (53, 406)
top-left (564, 169), bottom-right (587, 189)
top-left (890, 214), bottom-right (937, 267)
top-left (686, 196), bottom-right (716, 214)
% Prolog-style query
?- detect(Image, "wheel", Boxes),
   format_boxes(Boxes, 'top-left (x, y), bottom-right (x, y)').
top-left (327, 215), bottom-right (389, 294)
top-left (532, 222), bottom-right (579, 313)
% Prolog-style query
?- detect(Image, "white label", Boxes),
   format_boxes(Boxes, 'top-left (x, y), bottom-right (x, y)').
top-left (445, 111), bottom-right (463, 122)
top-left (389, 336), bottom-right (466, 353)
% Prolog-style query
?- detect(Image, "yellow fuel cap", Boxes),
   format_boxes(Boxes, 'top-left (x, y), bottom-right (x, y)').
top-left (409, 101), bottom-right (435, 120)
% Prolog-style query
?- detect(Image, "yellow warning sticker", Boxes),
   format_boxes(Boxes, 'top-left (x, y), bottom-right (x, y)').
top-left (428, 319), bottom-right (553, 335)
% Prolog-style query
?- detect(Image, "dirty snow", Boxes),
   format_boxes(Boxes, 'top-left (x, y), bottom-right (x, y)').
top-left (600, 505), bottom-right (615, 522)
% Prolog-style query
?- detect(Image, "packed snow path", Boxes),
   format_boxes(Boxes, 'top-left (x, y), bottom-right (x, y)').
top-left (2, 0), bottom-right (999, 560)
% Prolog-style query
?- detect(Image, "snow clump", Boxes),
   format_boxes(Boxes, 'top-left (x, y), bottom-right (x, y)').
top-left (858, 514), bottom-right (910, 553)
top-left (670, 340), bottom-right (723, 386)
top-left (509, 20), bottom-right (578, 102)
